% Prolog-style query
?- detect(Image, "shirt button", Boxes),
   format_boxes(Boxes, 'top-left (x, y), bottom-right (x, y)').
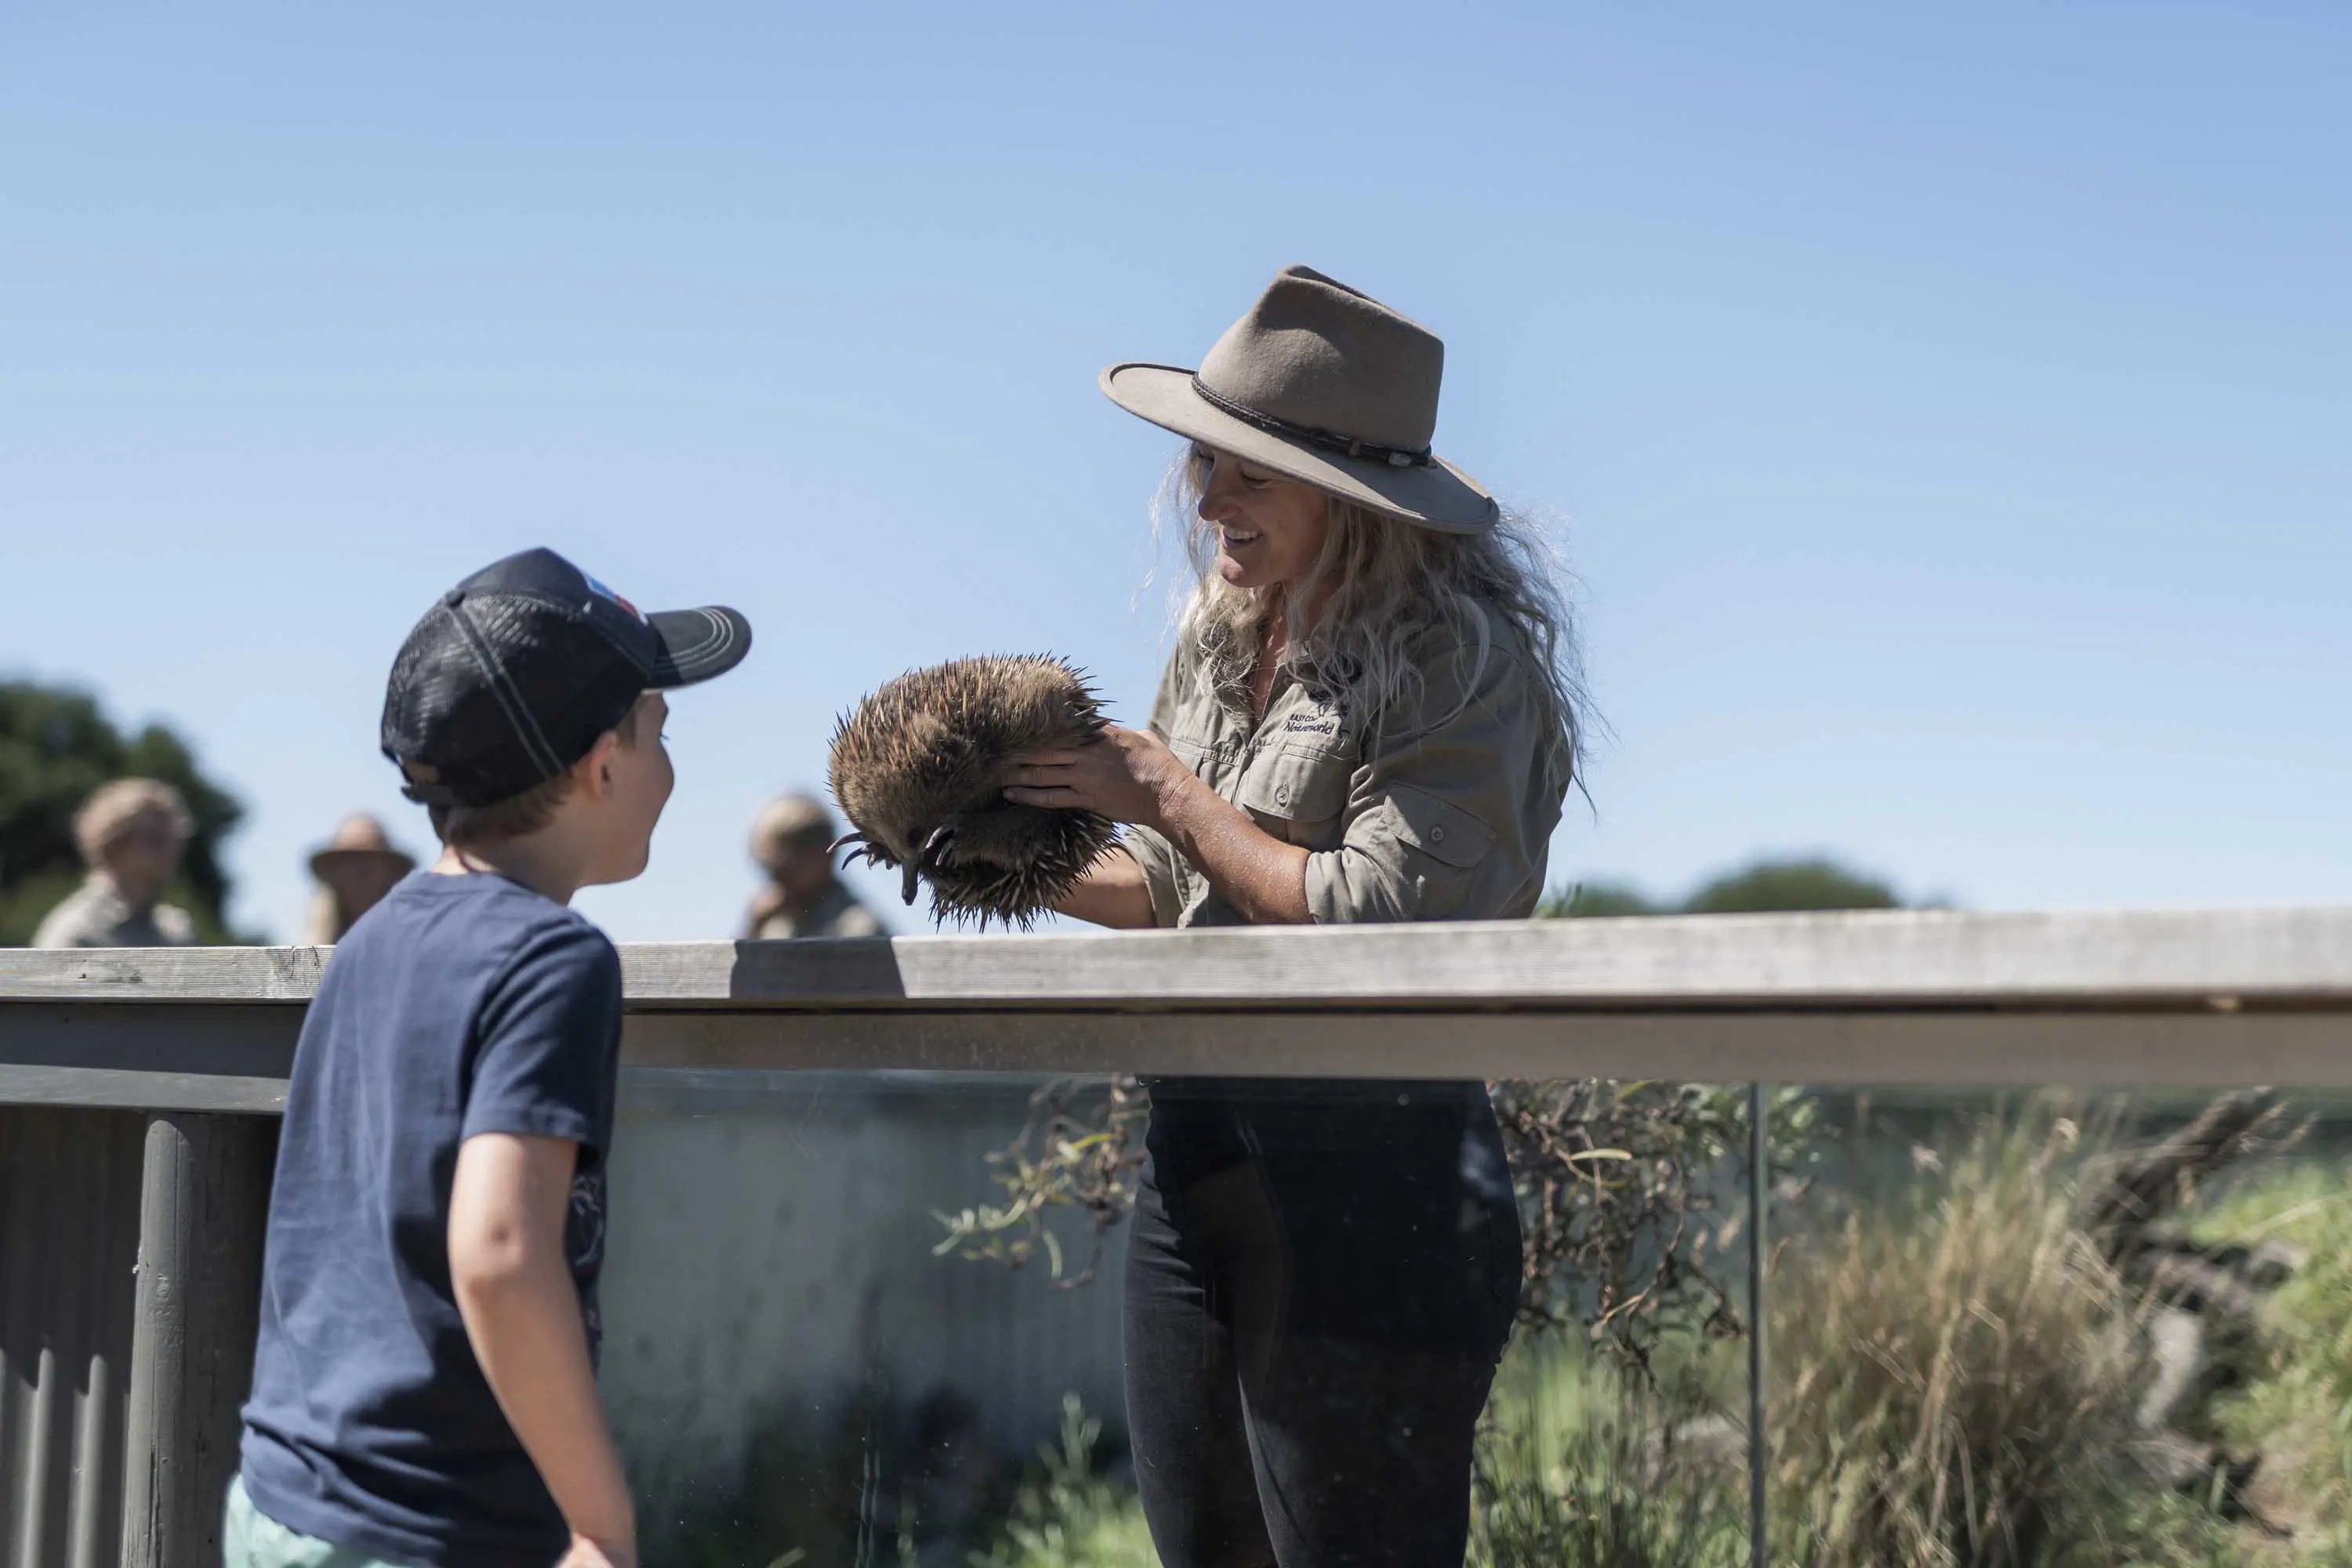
top-left (1429, 825), bottom-right (1446, 843)
top-left (1276, 786), bottom-right (1290, 805)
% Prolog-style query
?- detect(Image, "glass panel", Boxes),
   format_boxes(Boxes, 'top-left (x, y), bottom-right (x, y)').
top-left (608, 1076), bottom-right (2352, 1564)
top-left (605, 1069), bottom-right (1136, 1567)
top-left (601, 1070), bottom-right (1759, 1567)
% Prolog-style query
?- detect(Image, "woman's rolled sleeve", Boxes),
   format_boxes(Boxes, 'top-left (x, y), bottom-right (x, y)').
top-left (1119, 827), bottom-right (1188, 929)
top-left (1303, 645), bottom-right (1554, 926)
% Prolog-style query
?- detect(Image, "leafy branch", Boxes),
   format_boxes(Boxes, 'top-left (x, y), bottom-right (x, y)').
top-left (934, 1076), bottom-right (1148, 1287)
top-left (942, 1071), bottom-right (1823, 1383)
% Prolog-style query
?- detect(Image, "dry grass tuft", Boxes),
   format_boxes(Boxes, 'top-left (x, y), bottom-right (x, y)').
top-left (1769, 1112), bottom-right (2161, 1566)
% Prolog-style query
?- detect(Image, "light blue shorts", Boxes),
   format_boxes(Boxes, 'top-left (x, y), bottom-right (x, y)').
top-left (223, 1476), bottom-right (417, 1568)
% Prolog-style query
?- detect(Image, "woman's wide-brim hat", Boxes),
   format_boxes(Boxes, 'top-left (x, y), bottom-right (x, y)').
top-left (309, 814), bottom-right (416, 880)
top-left (1100, 263), bottom-right (1499, 535)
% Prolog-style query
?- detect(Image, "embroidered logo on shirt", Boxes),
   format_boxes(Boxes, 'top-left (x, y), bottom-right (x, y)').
top-left (1283, 711), bottom-right (1341, 739)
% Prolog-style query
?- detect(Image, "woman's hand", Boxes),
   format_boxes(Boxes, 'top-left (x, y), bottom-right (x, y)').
top-left (558, 1534), bottom-right (636, 1568)
top-left (1009, 725), bottom-right (1312, 924)
top-left (1003, 724), bottom-right (1193, 831)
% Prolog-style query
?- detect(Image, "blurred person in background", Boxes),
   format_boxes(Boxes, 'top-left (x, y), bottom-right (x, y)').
top-left (299, 814), bottom-right (418, 945)
top-left (34, 778), bottom-right (198, 948)
top-left (743, 792), bottom-right (884, 939)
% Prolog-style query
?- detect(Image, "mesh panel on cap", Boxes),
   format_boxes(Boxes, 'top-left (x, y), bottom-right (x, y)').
top-left (383, 593), bottom-right (648, 807)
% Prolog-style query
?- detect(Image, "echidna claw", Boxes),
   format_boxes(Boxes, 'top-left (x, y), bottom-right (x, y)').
top-left (827, 831), bottom-right (867, 855)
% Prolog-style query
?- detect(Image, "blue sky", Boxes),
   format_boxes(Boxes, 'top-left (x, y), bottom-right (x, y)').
top-left (3, 2), bottom-right (2346, 941)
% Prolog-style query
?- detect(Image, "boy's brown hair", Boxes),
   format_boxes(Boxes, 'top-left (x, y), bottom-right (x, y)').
top-left (430, 696), bottom-right (655, 850)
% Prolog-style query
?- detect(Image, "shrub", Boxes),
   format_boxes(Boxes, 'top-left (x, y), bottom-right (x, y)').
top-left (1472, 1340), bottom-right (1745, 1568)
top-left (2195, 1163), bottom-right (2352, 1551)
top-left (1766, 1112), bottom-right (2160, 1566)
top-left (970, 1396), bottom-right (1156, 1568)
top-left (1497, 1080), bottom-right (1818, 1371)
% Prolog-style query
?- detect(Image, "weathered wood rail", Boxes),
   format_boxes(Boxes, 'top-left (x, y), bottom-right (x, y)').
top-left (3, 906), bottom-right (2349, 1566)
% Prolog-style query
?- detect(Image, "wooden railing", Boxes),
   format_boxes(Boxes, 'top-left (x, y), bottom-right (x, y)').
top-left (5, 906), bottom-right (2349, 1566)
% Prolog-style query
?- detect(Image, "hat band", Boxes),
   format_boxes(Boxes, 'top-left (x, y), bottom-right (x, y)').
top-left (1189, 375), bottom-right (1435, 470)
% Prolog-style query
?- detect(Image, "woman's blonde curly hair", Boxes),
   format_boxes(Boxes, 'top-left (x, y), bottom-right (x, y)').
top-left (1158, 446), bottom-right (1588, 782)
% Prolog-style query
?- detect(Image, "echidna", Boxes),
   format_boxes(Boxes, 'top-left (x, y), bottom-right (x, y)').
top-left (827, 655), bottom-right (1118, 928)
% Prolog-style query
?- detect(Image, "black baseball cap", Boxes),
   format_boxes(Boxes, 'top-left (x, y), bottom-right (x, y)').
top-left (381, 548), bottom-right (752, 808)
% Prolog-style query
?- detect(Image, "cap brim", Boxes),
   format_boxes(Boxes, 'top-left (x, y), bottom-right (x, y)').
top-left (645, 606), bottom-right (753, 687)
top-left (1098, 363), bottom-right (1499, 535)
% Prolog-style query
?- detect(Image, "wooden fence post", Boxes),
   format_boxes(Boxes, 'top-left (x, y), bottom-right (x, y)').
top-left (121, 1112), bottom-right (274, 1568)
top-left (0, 1105), bottom-right (145, 1568)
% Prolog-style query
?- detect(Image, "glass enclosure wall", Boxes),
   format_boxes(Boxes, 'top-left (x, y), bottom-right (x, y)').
top-left (601, 1070), bottom-right (1759, 1568)
top-left (601, 1073), bottom-right (2352, 1567)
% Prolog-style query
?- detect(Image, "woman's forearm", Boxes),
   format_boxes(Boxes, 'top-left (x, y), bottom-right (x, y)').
top-left (1152, 774), bottom-right (1311, 925)
top-left (1049, 846), bottom-right (1158, 929)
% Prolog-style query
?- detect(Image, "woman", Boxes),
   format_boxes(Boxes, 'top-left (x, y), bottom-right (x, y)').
top-left (1005, 266), bottom-right (1582, 1567)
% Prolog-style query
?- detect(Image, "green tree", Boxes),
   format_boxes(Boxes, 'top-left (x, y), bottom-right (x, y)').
top-left (0, 681), bottom-right (249, 945)
top-left (1535, 879), bottom-right (1659, 919)
top-left (1544, 855), bottom-right (1904, 918)
top-left (1681, 855), bottom-right (1899, 914)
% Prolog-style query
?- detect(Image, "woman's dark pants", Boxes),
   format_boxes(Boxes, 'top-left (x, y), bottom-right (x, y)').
top-left (1122, 1081), bottom-right (1523, 1568)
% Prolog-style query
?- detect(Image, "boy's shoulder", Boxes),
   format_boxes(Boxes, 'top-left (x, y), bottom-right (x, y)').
top-left (365, 869), bottom-right (605, 932)
top-left (332, 873), bottom-right (620, 994)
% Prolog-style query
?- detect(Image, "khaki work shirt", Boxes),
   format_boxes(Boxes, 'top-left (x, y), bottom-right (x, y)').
top-left (749, 878), bottom-right (887, 940)
top-left (1121, 610), bottom-right (1571, 928)
top-left (32, 874), bottom-right (197, 949)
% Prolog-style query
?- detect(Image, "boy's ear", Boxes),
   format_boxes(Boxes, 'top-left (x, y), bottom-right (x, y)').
top-left (575, 730), bottom-right (622, 799)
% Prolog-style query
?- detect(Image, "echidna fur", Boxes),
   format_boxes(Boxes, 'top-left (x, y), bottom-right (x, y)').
top-left (826, 655), bottom-right (1118, 929)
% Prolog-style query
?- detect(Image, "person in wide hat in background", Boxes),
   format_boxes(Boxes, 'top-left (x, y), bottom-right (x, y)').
top-left (742, 791), bottom-right (885, 939)
top-left (1005, 265), bottom-right (1584, 1567)
top-left (300, 814), bottom-right (418, 945)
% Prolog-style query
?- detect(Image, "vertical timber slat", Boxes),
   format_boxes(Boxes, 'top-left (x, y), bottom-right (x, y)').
top-left (67, 1108), bottom-right (135, 1568)
top-left (121, 1113), bottom-right (274, 1568)
top-left (0, 1105), bottom-right (143, 1568)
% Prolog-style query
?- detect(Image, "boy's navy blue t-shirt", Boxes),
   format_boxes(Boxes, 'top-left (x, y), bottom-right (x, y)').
top-left (241, 871), bottom-right (622, 1567)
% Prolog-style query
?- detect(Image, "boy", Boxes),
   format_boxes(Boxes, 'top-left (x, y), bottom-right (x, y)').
top-left (233, 548), bottom-right (751, 1568)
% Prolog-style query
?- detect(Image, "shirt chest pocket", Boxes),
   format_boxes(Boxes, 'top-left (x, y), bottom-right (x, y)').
top-left (1232, 740), bottom-right (1356, 849)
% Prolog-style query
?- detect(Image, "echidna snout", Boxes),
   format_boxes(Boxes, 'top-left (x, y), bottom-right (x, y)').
top-left (826, 655), bottom-right (1120, 928)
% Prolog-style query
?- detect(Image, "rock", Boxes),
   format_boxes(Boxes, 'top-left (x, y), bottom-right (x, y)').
top-left (2129, 1428), bottom-right (2221, 1492)
top-left (2141, 1251), bottom-right (2264, 1324)
top-left (2247, 1240), bottom-right (2304, 1289)
top-left (2138, 1306), bottom-right (2210, 1433)
top-left (1636, 1414), bottom-right (1745, 1484)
